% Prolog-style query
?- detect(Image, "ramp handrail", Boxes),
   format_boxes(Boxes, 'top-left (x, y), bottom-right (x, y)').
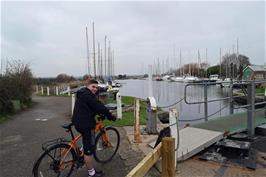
top-left (184, 80), bottom-right (266, 136)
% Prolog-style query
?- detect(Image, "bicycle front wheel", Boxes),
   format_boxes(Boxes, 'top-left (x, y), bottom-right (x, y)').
top-left (33, 143), bottom-right (76, 177)
top-left (94, 127), bottom-right (120, 163)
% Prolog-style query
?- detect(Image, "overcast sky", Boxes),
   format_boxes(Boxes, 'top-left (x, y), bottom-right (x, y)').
top-left (1, 1), bottom-right (265, 77)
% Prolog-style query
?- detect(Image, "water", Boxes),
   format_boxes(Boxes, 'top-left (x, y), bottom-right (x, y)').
top-left (118, 79), bottom-right (245, 125)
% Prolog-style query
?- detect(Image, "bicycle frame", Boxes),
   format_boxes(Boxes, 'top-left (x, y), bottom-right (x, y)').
top-left (58, 117), bottom-right (110, 170)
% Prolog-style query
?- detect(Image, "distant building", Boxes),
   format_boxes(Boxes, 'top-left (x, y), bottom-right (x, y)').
top-left (243, 65), bottom-right (266, 80)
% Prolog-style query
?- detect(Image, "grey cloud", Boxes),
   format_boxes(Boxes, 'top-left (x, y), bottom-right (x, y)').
top-left (1, 1), bottom-right (265, 77)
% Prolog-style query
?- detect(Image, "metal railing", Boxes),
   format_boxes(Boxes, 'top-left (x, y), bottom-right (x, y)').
top-left (184, 80), bottom-right (266, 136)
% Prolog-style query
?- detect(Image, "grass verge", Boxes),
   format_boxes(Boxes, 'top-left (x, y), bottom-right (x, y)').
top-left (103, 96), bottom-right (147, 127)
top-left (0, 114), bottom-right (12, 124)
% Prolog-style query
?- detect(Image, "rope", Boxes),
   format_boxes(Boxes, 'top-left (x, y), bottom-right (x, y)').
top-left (158, 97), bottom-right (184, 108)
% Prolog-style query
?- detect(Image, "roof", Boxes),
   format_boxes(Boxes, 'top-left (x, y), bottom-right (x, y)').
top-left (244, 65), bottom-right (266, 72)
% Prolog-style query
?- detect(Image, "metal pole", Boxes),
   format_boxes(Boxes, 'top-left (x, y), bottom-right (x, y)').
top-left (98, 43), bottom-right (100, 79)
top-left (86, 27), bottom-right (90, 75)
top-left (219, 48), bottom-right (222, 77)
top-left (104, 35), bottom-right (107, 79)
top-left (108, 40), bottom-right (111, 79)
top-left (229, 80), bottom-right (234, 114)
top-left (204, 83), bottom-right (208, 121)
top-left (247, 81), bottom-right (255, 137)
top-left (92, 22), bottom-right (96, 79)
top-left (100, 48), bottom-right (103, 80)
top-left (112, 50), bottom-right (115, 79)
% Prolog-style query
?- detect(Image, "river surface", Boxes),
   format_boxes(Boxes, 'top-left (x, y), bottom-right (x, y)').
top-left (118, 79), bottom-right (245, 125)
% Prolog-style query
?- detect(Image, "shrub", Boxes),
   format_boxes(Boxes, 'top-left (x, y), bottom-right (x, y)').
top-left (0, 60), bottom-right (33, 114)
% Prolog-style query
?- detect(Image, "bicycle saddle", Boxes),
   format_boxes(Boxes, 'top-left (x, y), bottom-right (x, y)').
top-left (61, 122), bottom-right (73, 130)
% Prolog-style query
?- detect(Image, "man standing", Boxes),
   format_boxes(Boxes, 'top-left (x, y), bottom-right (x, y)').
top-left (72, 79), bottom-right (116, 177)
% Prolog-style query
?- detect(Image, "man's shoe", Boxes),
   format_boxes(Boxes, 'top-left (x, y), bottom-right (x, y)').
top-left (88, 170), bottom-right (104, 177)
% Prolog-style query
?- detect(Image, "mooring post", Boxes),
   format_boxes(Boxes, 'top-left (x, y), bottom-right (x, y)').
top-left (146, 97), bottom-right (157, 134)
top-left (204, 83), bottom-right (208, 121)
top-left (47, 86), bottom-right (50, 96)
top-left (169, 108), bottom-right (179, 170)
top-left (134, 98), bottom-right (141, 143)
top-left (71, 93), bottom-right (76, 115)
top-left (161, 137), bottom-right (175, 177)
top-left (116, 92), bottom-right (122, 119)
top-left (56, 86), bottom-right (59, 96)
top-left (247, 81), bottom-right (255, 137)
top-left (229, 80), bottom-right (234, 114)
top-left (41, 86), bottom-right (44, 95)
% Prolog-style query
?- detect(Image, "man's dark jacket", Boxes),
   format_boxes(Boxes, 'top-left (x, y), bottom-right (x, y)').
top-left (72, 87), bottom-right (112, 130)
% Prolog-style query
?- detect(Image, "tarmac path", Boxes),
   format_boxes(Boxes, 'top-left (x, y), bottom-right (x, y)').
top-left (0, 96), bottom-right (158, 177)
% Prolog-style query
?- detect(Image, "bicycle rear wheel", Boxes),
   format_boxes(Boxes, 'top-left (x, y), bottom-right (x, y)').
top-left (33, 143), bottom-right (76, 177)
top-left (94, 127), bottom-right (120, 163)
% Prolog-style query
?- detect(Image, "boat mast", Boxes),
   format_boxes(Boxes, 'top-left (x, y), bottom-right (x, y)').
top-left (198, 49), bottom-right (200, 76)
top-left (205, 48), bottom-right (208, 78)
top-left (220, 48), bottom-right (222, 78)
top-left (104, 35), bottom-right (107, 79)
top-left (92, 22), bottom-right (96, 79)
top-left (179, 49), bottom-right (182, 76)
top-left (98, 43), bottom-right (101, 79)
top-left (85, 26), bottom-right (90, 75)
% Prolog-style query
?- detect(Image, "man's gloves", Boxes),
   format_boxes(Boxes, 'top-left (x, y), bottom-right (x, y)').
top-left (108, 114), bottom-right (117, 121)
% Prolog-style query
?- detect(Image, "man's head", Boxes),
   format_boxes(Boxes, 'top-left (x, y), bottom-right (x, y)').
top-left (86, 79), bottom-right (98, 94)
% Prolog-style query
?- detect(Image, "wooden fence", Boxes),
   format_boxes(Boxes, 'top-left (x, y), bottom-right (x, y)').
top-left (126, 137), bottom-right (176, 177)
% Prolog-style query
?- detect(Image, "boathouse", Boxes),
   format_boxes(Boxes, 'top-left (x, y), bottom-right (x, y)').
top-left (243, 65), bottom-right (266, 80)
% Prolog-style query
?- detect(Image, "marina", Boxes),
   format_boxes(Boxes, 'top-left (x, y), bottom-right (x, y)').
top-left (1, 1), bottom-right (266, 177)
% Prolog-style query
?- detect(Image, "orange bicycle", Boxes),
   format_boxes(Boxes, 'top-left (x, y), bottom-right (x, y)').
top-left (32, 116), bottom-right (120, 177)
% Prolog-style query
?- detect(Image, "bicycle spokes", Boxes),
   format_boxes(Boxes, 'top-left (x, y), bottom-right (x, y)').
top-left (34, 144), bottom-right (75, 177)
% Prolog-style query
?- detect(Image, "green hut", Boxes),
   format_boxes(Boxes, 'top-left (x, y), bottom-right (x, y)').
top-left (243, 65), bottom-right (266, 80)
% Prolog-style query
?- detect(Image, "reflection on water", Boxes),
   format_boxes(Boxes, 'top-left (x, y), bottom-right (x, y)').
top-left (119, 79), bottom-right (244, 125)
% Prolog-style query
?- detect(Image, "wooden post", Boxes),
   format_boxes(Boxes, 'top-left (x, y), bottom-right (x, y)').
top-left (169, 109), bottom-right (178, 169)
top-left (134, 98), bottom-right (141, 143)
top-left (47, 86), bottom-right (50, 96)
top-left (41, 86), bottom-right (44, 95)
top-left (71, 94), bottom-right (76, 115)
top-left (146, 97), bottom-right (157, 134)
top-left (126, 143), bottom-right (162, 177)
top-left (116, 92), bottom-right (122, 119)
top-left (56, 86), bottom-right (59, 96)
top-left (161, 137), bottom-right (175, 177)
top-left (67, 86), bottom-right (71, 96)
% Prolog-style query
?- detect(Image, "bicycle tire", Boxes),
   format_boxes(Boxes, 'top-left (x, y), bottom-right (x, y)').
top-left (33, 143), bottom-right (76, 177)
top-left (94, 127), bottom-right (120, 163)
